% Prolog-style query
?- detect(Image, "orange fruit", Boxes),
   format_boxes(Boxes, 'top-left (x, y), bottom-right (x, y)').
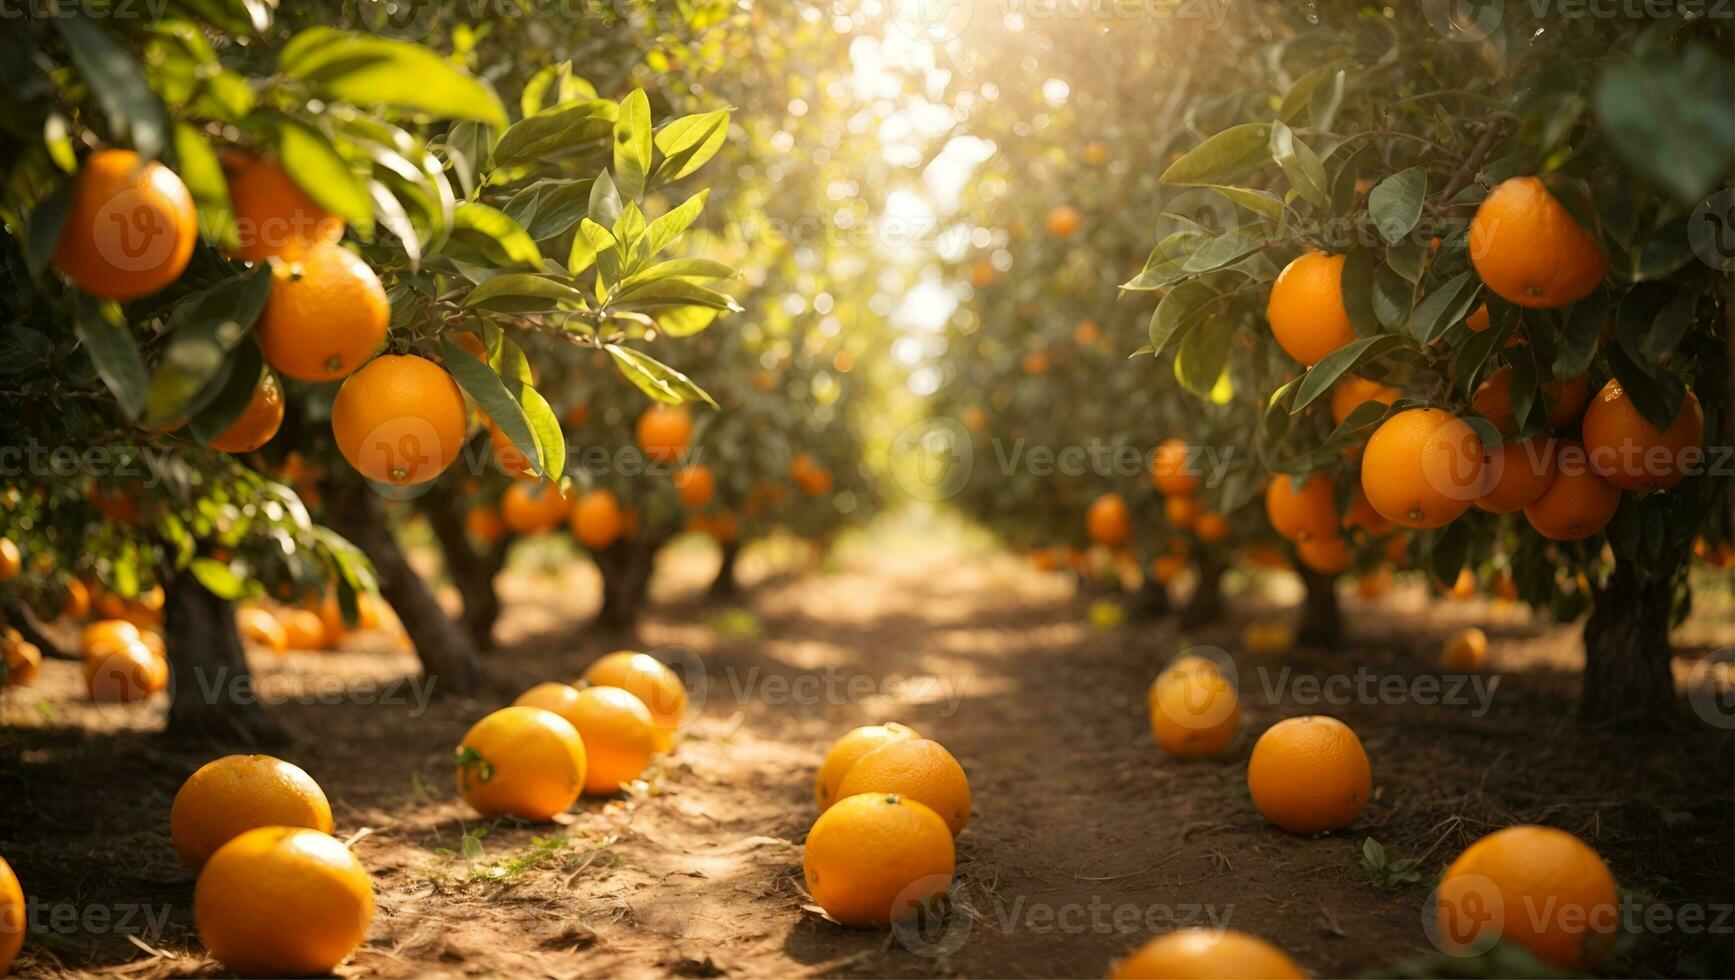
top-left (487, 420), bottom-right (533, 477)
top-left (968, 260), bottom-right (996, 287)
top-left (1164, 494), bottom-right (1199, 531)
top-left (673, 463), bottom-right (716, 507)
top-left (0, 854), bottom-right (22, 975)
top-left (316, 596), bottom-right (349, 645)
top-left (61, 578), bottom-right (92, 620)
top-left (501, 480), bottom-right (567, 535)
top-left (237, 606), bottom-right (289, 654)
top-left (1476, 436), bottom-right (1558, 514)
top-left (1494, 571), bottom-right (1520, 601)
top-left (80, 618), bottom-right (140, 656)
top-left (195, 826), bottom-right (373, 977)
top-left (1441, 627), bottom-right (1488, 670)
top-left (1086, 492), bottom-right (1132, 546)
top-left (170, 754), bottom-right (334, 870)
top-left (813, 722), bottom-right (922, 811)
top-left (1247, 716), bottom-right (1371, 833)
top-left (54, 149), bottom-right (197, 300)
top-left (1342, 484), bottom-right (1393, 534)
top-left (1267, 251), bottom-right (1356, 366)
top-left (1581, 381), bottom-right (1703, 491)
top-left (569, 487), bottom-right (625, 550)
top-left (1194, 511), bottom-right (1230, 543)
top-left (835, 738), bottom-right (971, 837)
top-left (280, 608), bottom-right (328, 650)
top-left (1696, 538), bottom-right (1735, 569)
top-left (1295, 534), bottom-right (1352, 574)
top-left (580, 651), bottom-right (688, 750)
top-left (2, 639), bottom-right (42, 687)
top-left (802, 793), bottom-right (955, 927)
top-left (1330, 376), bottom-right (1399, 426)
top-left (0, 539), bottom-right (18, 581)
top-left (331, 355), bottom-right (468, 486)
top-left (1545, 375), bottom-right (1590, 428)
top-left (1444, 568), bottom-right (1477, 600)
top-left (1470, 366), bottom-right (1520, 435)
top-left (1264, 473), bottom-right (1336, 542)
top-left (255, 243), bottom-right (388, 381)
top-left (1468, 177), bottom-right (1608, 308)
top-left (1465, 303), bottom-right (1491, 332)
top-left (557, 686), bottom-right (657, 795)
top-left (1074, 320), bottom-right (1102, 345)
top-left (1081, 142), bottom-right (1109, 166)
top-left (636, 403), bottom-right (693, 463)
top-left (962, 407), bottom-right (988, 432)
top-left (208, 368), bottom-right (285, 454)
top-left (1524, 441), bottom-right (1621, 541)
top-left (1241, 543), bottom-right (1289, 570)
top-left (1110, 928), bottom-right (1304, 980)
top-left (1149, 666), bottom-right (1238, 758)
top-left (466, 504), bottom-right (506, 544)
top-left (1149, 438), bottom-right (1198, 495)
top-left (220, 151), bottom-right (344, 261)
top-left (1046, 204), bottom-right (1082, 239)
top-left (1355, 567), bottom-right (1394, 599)
top-left (1360, 408), bottom-right (1485, 529)
top-left (1021, 350), bottom-right (1050, 375)
top-left (1435, 825), bottom-right (1619, 970)
top-left (85, 640), bottom-right (168, 702)
top-left (455, 705), bottom-right (587, 821)
top-left (1150, 555), bottom-right (1187, 584)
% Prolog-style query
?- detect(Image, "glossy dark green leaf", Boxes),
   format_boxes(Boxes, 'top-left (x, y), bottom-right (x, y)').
top-left (1409, 271), bottom-right (1481, 345)
top-left (279, 28), bottom-right (507, 128)
top-left (1368, 167), bottom-right (1426, 246)
top-left (1291, 335), bottom-right (1408, 415)
top-left (56, 17), bottom-right (169, 160)
top-left (74, 296), bottom-right (147, 420)
top-left (145, 264), bottom-right (273, 425)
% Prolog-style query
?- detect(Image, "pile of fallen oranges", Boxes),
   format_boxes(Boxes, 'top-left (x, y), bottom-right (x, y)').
top-left (804, 722), bottom-right (970, 927)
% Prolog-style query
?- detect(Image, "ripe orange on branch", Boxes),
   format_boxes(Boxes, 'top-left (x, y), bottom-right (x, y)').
top-left (1266, 251), bottom-right (1356, 366)
top-left (255, 243), bottom-right (389, 382)
top-left (569, 488), bottom-right (626, 550)
top-left (502, 480), bottom-right (567, 534)
top-left (1360, 408), bottom-right (1484, 529)
top-left (673, 463), bottom-right (716, 507)
top-left (219, 151), bottom-right (345, 261)
top-left (54, 149), bottom-right (198, 300)
top-left (1468, 177), bottom-right (1607, 308)
top-left (1046, 203), bottom-right (1082, 239)
top-left (1149, 438), bottom-right (1198, 495)
top-left (1524, 441), bottom-right (1621, 541)
top-left (1265, 473), bottom-right (1336, 542)
top-left (207, 368), bottom-right (285, 454)
top-left (331, 355), bottom-right (468, 486)
top-left (1087, 492), bottom-right (1132, 546)
top-left (636, 403), bottom-right (694, 463)
top-left (1581, 380), bottom-right (1703, 491)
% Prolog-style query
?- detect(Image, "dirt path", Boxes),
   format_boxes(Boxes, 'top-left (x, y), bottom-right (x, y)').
top-left (2, 520), bottom-right (1732, 977)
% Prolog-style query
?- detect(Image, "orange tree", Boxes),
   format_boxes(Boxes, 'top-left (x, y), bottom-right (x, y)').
top-left (0, 3), bottom-right (736, 733)
top-left (1114, 5), bottom-right (1731, 722)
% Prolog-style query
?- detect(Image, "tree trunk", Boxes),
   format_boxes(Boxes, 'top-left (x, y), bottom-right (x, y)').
top-left (420, 481), bottom-right (510, 651)
top-left (1180, 553), bottom-right (1225, 628)
top-left (1581, 556), bottom-right (1677, 725)
top-left (1296, 568), bottom-right (1342, 647)
top-left (163, 567), bottom-right (288, 745)
top-left (325, 479), bottom-right (481, 696)
top-left (1129, 575), bottom-right (1172, 621)
top-left (707, 540), bottom-right (741, 599)
top-left (1, 596), bottom-right (73, 661)
top-left (594, 537), bottom-right (664, 634)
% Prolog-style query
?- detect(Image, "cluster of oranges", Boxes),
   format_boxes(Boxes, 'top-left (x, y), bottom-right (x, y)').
top-left (805, 722), bottom-right (970, 927)
top-left (53, 148), bottom-right (473, 490)
top-left (235, 593), bottom-right (395, 655)
top-left (456, 651), bottom-right (688, 820)
top-left (78, 618), bottom-right (170, 702)
top-left (0, 552), bottom-right (172, 697)
top-left (165, 754), bottom-right (372, 976)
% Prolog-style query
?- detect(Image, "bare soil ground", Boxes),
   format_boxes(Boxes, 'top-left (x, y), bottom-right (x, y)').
top-left (3, 516), bottom-right (1733, 978)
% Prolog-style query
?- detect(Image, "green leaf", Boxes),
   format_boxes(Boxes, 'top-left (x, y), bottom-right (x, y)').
top-left (172, 122), bottom-right (237, 249)
top-left (643, 190), bottom-right (708, 260)
top-left (278, 28), bottom-right (507, 128)
top-left (145, 265), bottom-right (273, 425)
top-left (1408, 271), bottom-right (1481, 346)
top-left (589, 172), bottom-right (623, 229)
top-left (1268, 120), bottom-right (1329, 209)
top-left (614, 258), bottom-right (735, 293)
top-left (448, 204), bottom-right (541, 267)
top-left (610, 278), bottom-right (741, 313)
top-left (1173, 317), bottom-right (1235, 397)
top-left (1160, 123), bottom-right (1271, 186)
top-left (517, 382), bottom-right (564, 481)
top-left (56, 17), bottom-right (169, 160)
top-left (190, 341), bottom-right (263, 442)
top-left (278, 118), bottom-right (374, 235)
top-left (1368, 168), bottom-right (1426, 246)
top-left (190, 558), bottom-right (244, 600)
top-left (1426, 521), bottom-right (1470, 590)
top-left (657, 306), bottom-right (719, 338)
top-left (463, 273), bottom-right (588, 313)
top-left (503, 178), bottom-right (593, 241)
top-left (1594, 47), bottom-right (1734, 205)
top-left (492, 99), bottom-right (617, 166)
top-left (23, 181), bottom-right (72, 283)
top-left (605, 344), bottom-right (716, 407)
top-left (1148, 282), bottom-right (1216, 356)
top-left (1555, 287), bottom-right (1607, 380)
top-left (653, 108), bottom-right (730, 182)
top-left (1339, 247), bottom-right (1380, 335)
top-left (1123, 230), bottom-right (1208, 290)
top-left (612, 89), bottom-right (652, 200)
top-left (1204, 185), bottom-right (1285, 221)
top-left (1291, 335), bottom-right (1409, 415)
top-left (440, 335), bottom-right (548, 478)
top-left (74, 296), bottom-right (147, 420)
